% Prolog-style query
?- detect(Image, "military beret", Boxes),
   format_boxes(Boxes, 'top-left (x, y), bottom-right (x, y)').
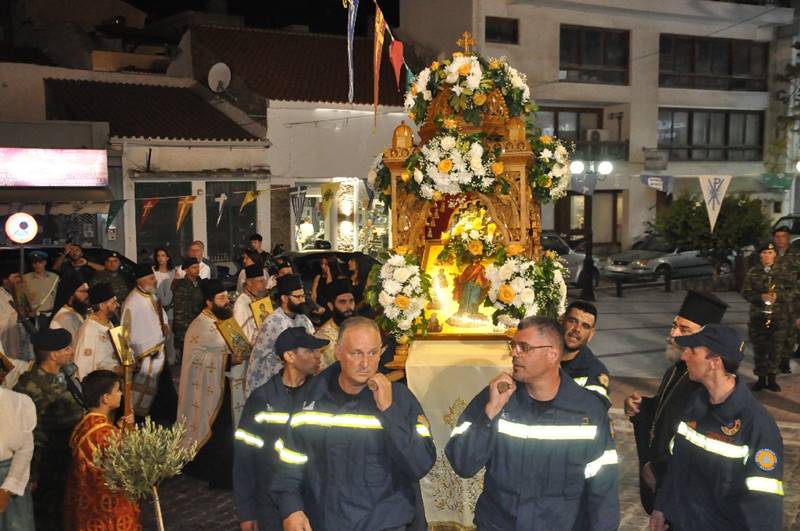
top-left (33, 328), bottom-right (72, 352)
top-left (772, 225), bottom-right (791, 235)
top-left (759, 242), bottom-right (777, 254)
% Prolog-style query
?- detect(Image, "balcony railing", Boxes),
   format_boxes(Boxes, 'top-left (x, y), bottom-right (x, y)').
top-left (573, 141), bottom-right (629, 162)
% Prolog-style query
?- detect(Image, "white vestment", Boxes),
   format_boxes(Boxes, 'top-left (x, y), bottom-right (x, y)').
top-left (122, 288), bottom-right (167, 416)
top-left (177, 310), bottom-right (246, 450)
top-left (73, 317), bottom-right (120, 380)
top-left (233, 291), bottom-right (258, 344)
top-left (0, 288), bottom-right (20, 359)
top-left (49, 306), bottom-right (85, 349)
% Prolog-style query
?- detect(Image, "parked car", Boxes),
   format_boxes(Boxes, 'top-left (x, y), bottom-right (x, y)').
top-left (541, 231), bottom-right (600, 286)
top-left (0, 245), bottom-right (137, 283)
top-left (603, 234), bottom-right (731, 282)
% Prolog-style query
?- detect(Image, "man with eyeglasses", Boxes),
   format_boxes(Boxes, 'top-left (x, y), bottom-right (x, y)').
top-left (246, 275), bottom-right (314, 398)
top-left (446, 316), bottom-right (619, 530)
top-left (561, 300), bottom-right (611, 408)
top-left (272, 317), bottom-right (436, 531)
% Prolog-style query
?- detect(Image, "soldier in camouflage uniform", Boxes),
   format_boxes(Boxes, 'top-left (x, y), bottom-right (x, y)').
top-left (771, 226), bottom-right (800, 373)
top-left (742, 242), bottom-right (794, 392)
top-left (90, 252), bottom-right (132, 310)
top-left (171, 257), bottom-right (205, 355)
top-left (13, 328), bottom-right (84, 530)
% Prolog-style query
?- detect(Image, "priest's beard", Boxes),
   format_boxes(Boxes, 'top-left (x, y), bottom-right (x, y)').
top-left (211, 304), bottom-right (233, 321)
top-left (665, 337), bottom-right (683, 363)
top-left (332, 307), bottom-right (355, 326)
top-left (287, 300), bottom-right (310, 316)
top-left (70, 299), bottom-right (88, 317)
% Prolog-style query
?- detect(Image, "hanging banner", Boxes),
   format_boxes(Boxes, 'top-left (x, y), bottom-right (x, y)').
top-left (215, 193), bottom-right (227, 227)
top-left (346, 0), bottom-right (360, 103)
top-left (570, 173), bottom-right (598, 196)
top-left (138, 199), bottom-right (160, 231)
top-left (698, 175), bottom-right (732, 232)
top-left (639, 175), bottom-right (674, 196)
top-left (320, 183), bottom-right (340, 217)
top-left (239, 191), bottom-right (258, 213)
top-left (389, 40), bottom-right (404, 90)
top-left (373, 5), bottom-right (386, 127)
top-left (175, 195), bottom-right (196, 232)
top-left (106, 200), bottom-right (125, 227)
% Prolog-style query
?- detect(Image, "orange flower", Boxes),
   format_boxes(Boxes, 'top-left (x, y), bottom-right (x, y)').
top-left (491, 161), bottom-right (505, 175)
top-left (539, 135), bottom-right (553, 144)
top-left (489, 58), bottom-right (502, 69)
top-left (408, 112), bottom-right (416, 121)
top-left (443, 117), bottom-right (458, 129)
top-left (394, 294), bottom-right (411, 310)
top-left (473, 92), bottom-right (487, 106)
top-left (452, 52), bottom-right (463, 58)
top-left (411, 85), bottom-right (418, 96)
top-left (383, 187), bottom-right (391, 195)
top-left (458, 62), bottom-right (472, 76)
top-left (432, 191), bottom-right (443, 201)
top-left (545, 250), bottom-right (559, 261)
top-left (401, 170), bottom-right (411, 183)
top-left (438, 159), bottom-right (454, 173)
top-left (468, 240), bottom-right (484, 256)
top-left (507, 244), bottom-right (525, 256)
top-left (498, 284), bottom-right (516, 304)
top-left (393, 245), bottom-right (410, 255)
top-left (545, 176), bottom-right (553, 187)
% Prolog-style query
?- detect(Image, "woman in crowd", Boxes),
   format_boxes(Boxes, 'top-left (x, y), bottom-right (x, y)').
top-left (152, 248), bottom-right (177, 364)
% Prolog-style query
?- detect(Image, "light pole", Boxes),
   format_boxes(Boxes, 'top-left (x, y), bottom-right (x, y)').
top-left (569, 158), bottom-right (613, 301)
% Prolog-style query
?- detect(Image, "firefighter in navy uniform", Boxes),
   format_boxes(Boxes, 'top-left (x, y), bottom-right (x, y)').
top-left (446, 316), bottom-right (619, 531)
top-left (561, 300), bottom-right (611, 408)
top-left (233, 327), bottom-right (329, 531)
top-left (271, 317), bottom-right (436, 531)
top-left (651, 324), bottom-right (784, 531)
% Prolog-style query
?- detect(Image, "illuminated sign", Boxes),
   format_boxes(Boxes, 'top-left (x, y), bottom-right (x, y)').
top-left (0, 148), bottom-right (108, 187)
top-left (5, 212), bottom-right (38, 243)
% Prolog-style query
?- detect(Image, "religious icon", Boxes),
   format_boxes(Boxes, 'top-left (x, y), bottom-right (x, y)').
top-left (250, 297), bottom-right (274, 329)
top-left (215, 318), bottom-right (252, 365)
top-left (447, 256), bottom-right (491, 328)
top-left (427, 313), bottom-right (443, 333)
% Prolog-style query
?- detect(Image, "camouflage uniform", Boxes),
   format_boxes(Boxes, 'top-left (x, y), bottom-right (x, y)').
top-left (13, 364), bottom-right (84, 530)
top-left (90, 269), bottom-right (131, 305)
top-left (773, 251), bottom-right (799, 369)
top-left (171, 277), bottom-right (204, 353)
top-left (741, 262), bottom-right (795, 377)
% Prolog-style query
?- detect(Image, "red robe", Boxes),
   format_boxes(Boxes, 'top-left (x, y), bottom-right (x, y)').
top-left (64, 413), bottom-right (141, 531)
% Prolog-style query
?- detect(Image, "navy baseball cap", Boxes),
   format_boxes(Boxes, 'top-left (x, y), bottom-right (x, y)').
top-left (674, 324), bottom-right (745, 363)
top-left (275, 327), bottom-right (329, 360)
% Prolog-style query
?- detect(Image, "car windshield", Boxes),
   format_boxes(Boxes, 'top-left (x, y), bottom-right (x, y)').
top-left (774, 216), bottom-right (800, 234)
top-left (637, 236), bottom-right (673, 253)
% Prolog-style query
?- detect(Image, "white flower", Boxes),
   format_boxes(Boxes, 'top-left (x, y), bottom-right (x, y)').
top-left (446, 70), bottom-right (459, 84)
top-left (510, 277), bottom-right (527, 293)
top-left (378, 291), bottom-right (392, 307)
top-left (469, 229), bottom-right (480, 240)
top-left (481, 177), bottom-right (494, 188)
top-left (499, 262), bottom-right (515, 281)
top-left (422, 90), bottom-right (432, 101)
top-left (413, 168), bottom-right (424, 184)
top-left (408, 275), bottom-right (421, 289)
top-left (383, 279), bottom-right (402, 295)
top-left (469, 142), bottom-right (484, 157)
top-left (387, 254), bottom-right (406, 267)
top-left (397, 318), bottom-right (413, 331)
top-left (469, 155), bottom-right (483, 172)
top-left (466, 74), bottom-right (480, 90)
top-left (452, 85), bottom-right (463, 96)
top-left (393, 266), bottom-right (414, 283)
top-left (520, 288), bottom-right (535, 305)
top-left (550, 164), bottom-right (565, 178)
top-left (539, 149), bottom-right (553, 161)
top-left (498, 314), bottom-right (519, 328)
top-left (384, 305), bottom-right (400, 320)
top-left (419, 184), bottom-right (434, 199)
top-left (440, 136), bottom-right (457, 151)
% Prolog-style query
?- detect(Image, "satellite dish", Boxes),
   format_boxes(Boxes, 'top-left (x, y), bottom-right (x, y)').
top-left (5, 212), bottom-right (38, 244)
top-left (208, 62), bottom-right (232, 93)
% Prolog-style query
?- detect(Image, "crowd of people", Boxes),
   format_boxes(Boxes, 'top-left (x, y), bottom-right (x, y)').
top-left (0, 229), bottom-right (789, 530)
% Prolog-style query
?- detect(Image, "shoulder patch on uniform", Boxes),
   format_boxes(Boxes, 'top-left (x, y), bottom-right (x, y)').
top-left (302, 400), bottom-right (316, 411)
top-left (721, 419), bottom-right (741, 436)
top-left (417, 415), bottom-right (430, 429)
top-left (598, 373), bottom-right (609, 388)
top-left (755, 449), bottom-right (777, 471)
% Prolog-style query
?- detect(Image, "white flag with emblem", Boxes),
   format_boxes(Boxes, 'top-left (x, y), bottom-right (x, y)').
top-left (698, 175), bottom-right (732, 232)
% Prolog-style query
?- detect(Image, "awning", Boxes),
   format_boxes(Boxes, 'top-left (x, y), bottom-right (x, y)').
top-left (672, 176), bottom-right (786, 198)
top-left (0, 188), bottom-right (114, 215)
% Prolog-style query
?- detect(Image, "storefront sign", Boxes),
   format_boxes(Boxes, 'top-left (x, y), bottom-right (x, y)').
top-left (762, 173), bottom-right (793, 190)
top-left (0, 148), bottom-right (108, 187)
top-left (643, 149), bottom-right (668, 171)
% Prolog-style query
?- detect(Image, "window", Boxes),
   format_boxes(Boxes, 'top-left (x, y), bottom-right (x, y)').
top-left (205, 181), bottom-right (257, 266)
top-left (657, 108), bottom-right (763, 161)
top-left (659, 35), bottom-right (768, 91)
top-left (535, 107), bottom-right (628, 160)
top-left (485, 17), bottom-right (519, 45)
top-left (135, 182), bottom-right (193, 262)
top-left (560, 25), bottom-right (629, 85)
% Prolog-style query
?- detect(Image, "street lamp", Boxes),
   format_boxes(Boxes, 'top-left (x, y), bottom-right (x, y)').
top-left (795, 160), bottom-right (800, 173)
top-left (570, 158), bottom-right (613, 301)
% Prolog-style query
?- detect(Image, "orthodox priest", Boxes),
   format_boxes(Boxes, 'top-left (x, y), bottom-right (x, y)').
top-left (234, 265), bottom-right (268, 344)
top-left (178, 279), bottom-right (244, 490)
top-left (73, 283), bottom-right (121, 380)
top-left (122, 264), bottom-right (173, 422)
top-left (49, 274), bottom-right (89, 349)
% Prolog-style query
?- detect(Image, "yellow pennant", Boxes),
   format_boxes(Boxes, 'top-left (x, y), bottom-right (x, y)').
top-left (175, 196), bottom-right (196, 232)
top-left (239, 191), bottom-right (258, 213)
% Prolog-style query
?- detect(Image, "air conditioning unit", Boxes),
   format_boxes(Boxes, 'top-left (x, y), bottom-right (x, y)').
top-left (585, 129), bottom-right (610, 142)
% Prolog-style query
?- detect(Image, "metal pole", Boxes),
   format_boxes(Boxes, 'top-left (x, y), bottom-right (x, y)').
top-left (580, 193), bottom-right (595, 301)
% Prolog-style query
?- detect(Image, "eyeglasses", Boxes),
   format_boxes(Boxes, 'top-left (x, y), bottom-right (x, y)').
top-left (345, 346), bottom-right (386, 359)
top-left (507, 341), bottom-right (552, 354)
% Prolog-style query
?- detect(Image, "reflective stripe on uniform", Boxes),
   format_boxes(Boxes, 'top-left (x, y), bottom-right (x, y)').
top-left (584, 449), bottom-right (619, 478)
top-left (274, 438), bottom-right (308, 465)
top-left (745, 476), bottom-right (784, 496)
top-left (573, 376), bottom-right (589, 387)
top-left (290, 411), bottom-right (383, 430)
top-left (255, 411), bottom-right (290, 424)
top-left (416, 424), bottom-right (431, 437)
top-left (234, 428), bottom-right (264, 448)
top-left (676, 422), bottom-right (749, 462)
top-left (585, 384), bottom-right (609, 398)
top-left (450, 422), bottom-right (472, 437)
top-left (498, 419), bottom-right (598, 440)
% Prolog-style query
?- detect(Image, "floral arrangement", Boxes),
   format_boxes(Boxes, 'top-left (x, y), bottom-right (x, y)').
top-left (404, 53), bottom-right (535, 126)
top-left (403, 130), bottom-right (506, 200)
top-left (367, 153), bottom-right (392, 211)
top-left (528, 134), bottom-right (573, 203)
top-left (485, 250), bottom-right (568, 327)
top-left (365, 248), bottom-right (432, 339)
top-left (438, 208), bottom-right (499, 267)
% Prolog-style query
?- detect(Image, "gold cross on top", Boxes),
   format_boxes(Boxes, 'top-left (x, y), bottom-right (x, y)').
top-left (457, 31), bottom-right (476, 54)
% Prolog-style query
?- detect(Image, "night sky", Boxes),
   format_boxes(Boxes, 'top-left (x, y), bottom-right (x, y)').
top-left (127, 0), bottom-right (400, 34)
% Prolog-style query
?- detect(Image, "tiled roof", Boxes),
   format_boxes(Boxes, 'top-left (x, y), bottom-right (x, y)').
top-left (193, 26), bottom-right (406, 106)
top-left (44, 78), bottom-right (260, 141)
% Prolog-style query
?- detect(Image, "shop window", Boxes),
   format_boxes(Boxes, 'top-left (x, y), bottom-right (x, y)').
top-left (135, 182), bottom-right (193, 263)
top-left (205, 181), bottom-right (257, 267)
top-left (485, 17), bottom-right (519, 45)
